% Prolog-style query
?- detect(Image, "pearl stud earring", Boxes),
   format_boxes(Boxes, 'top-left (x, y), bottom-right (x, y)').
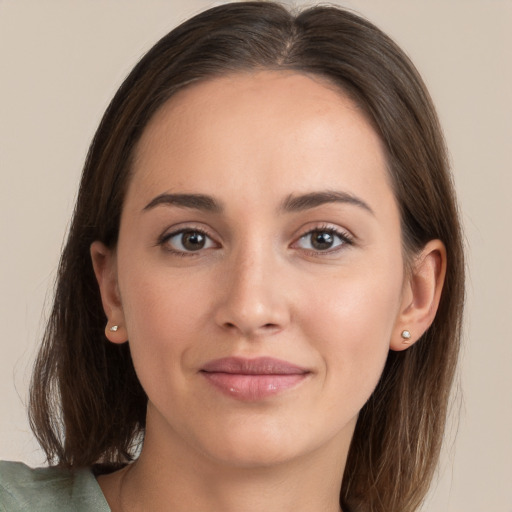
top-left (401, 330), bottom-right (411, 343)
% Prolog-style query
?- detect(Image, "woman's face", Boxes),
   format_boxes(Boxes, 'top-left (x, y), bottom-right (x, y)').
top-left (107, 71), bottom-right (409, 467)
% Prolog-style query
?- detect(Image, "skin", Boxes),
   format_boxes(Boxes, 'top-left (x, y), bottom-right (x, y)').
top-left (91, 71), bottom-right (446, 512)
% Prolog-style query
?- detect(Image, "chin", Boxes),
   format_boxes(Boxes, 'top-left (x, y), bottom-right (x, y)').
top-left (205, 437), bottom-right (308, 469)
top-left (193, 413), bottom-right (352, 471)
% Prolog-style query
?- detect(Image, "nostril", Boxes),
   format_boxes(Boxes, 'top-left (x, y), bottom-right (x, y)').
top-left (221, 321), bottom-right (279, 334)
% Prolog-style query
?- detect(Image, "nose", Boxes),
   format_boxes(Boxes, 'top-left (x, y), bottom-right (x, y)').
top-left (213, 246), bottom-right (291, 338)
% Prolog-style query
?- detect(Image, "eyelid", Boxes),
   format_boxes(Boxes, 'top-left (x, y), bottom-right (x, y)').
top-left (157, 224), bottom-right (220, 255)
top-left (291, 223), bottom-right (354, 253)
top-left (155, 222), bottom-right (353, 256)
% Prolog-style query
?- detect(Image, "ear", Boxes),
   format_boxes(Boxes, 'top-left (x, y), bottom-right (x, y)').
top-left (390, 239), bottom-right (447, 351)
top-left (90, 241), bottom-right (128, 344)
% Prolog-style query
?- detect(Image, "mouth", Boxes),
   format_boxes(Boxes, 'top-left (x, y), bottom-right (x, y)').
top-left (200, 357), bottom-right (310, 401)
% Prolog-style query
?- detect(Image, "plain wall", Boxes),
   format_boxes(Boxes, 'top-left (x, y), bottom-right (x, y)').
top-left (1, 1), bottom-right (511, 510)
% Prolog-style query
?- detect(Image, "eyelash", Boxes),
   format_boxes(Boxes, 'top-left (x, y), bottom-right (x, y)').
top-left (293, 224), bottom-right (354, 255)
top-left (157, 224), bottom-right (354, 257)
top-left (157, 227), bottom-right (216, 257)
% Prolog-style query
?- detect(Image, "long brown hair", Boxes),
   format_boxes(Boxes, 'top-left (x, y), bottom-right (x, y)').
top-left (29, 3), bottom-right (464, 511)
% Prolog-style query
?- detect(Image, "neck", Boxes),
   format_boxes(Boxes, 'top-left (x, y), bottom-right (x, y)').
top-left (99, 407), bottom-right (353, 512)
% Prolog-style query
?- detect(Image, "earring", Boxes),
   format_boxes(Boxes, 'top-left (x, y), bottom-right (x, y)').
top-left (109, 325), bottom-right (119, 332)
top-left (401, 330), bottom-right (412, 343)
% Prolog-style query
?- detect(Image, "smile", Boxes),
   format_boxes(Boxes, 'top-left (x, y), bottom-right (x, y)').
top-left (200, 357), bottom-right (310, 401)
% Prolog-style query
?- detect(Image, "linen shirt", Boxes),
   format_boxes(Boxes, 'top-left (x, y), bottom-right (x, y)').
top-left (0, 461), bottom-right (110, 511)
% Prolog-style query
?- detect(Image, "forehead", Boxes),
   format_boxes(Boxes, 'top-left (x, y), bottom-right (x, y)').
top-left (128, 70), bottom-right (392, 212)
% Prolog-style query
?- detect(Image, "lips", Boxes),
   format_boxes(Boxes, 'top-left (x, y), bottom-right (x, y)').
top-left (200, 357), bottom-right (310, 401)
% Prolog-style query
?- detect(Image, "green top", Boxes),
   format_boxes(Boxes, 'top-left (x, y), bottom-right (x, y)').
top-left (0, 461), bottom-right (110, 511)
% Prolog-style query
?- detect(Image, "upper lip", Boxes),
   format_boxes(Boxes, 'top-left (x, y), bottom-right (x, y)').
top-left (201, 357), bottom-right (309, 375)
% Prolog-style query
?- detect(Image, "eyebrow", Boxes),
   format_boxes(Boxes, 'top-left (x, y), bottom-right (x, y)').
top-left (142, 190), bottom-right (373, 216)
top-left (280, 190), bottom-right (374, 215)
top-left (143, 193), bottom-right (223, 213)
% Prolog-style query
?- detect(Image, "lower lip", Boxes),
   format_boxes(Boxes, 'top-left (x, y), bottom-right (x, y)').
top-left (201, 372), bottom-right (307, 401)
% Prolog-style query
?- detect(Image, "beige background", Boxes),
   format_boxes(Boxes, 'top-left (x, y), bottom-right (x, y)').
top-left (1, 1), bottom-right (511, 510)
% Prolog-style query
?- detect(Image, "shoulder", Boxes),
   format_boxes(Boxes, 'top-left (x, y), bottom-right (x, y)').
top-left (0, 461), bottom-right (110, 512)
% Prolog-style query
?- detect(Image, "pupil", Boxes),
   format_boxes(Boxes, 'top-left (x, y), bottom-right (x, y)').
top-left (311, 231), bottom-right (333, 250)
top-left (182, 231), bottom-right (205, 251)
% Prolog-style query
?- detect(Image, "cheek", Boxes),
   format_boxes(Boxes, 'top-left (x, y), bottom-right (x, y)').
top-left (119, 249), bottom-right (214, 337)
top-left (301, 261), bottom-right (403, 405)
top-left (117, 264), bottom-right (213, 390)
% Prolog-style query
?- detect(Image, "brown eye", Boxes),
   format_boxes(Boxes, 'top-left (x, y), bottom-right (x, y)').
top-left (181, 231), bottom-right (206, 251)
top-left (296, 228), bottom-right (351, 252)
top-left (162, 229), bottom-right (216, 253)
top-left (310, 230), bottom-right (335, 250)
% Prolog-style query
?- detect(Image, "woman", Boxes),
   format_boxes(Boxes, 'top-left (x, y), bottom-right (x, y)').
top-left (0, 2), bottom-right (464, 511)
